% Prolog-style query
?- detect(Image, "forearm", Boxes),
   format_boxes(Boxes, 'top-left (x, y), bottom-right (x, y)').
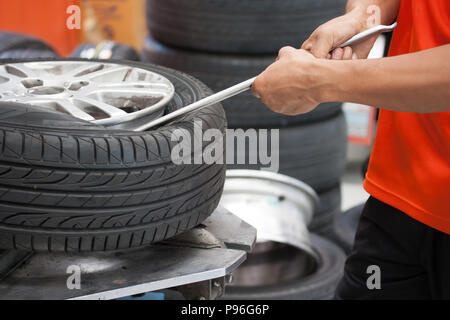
top-left (320, 45), bottom-right (450, 113)
top-left (346, 0), bottom-right (400, 27)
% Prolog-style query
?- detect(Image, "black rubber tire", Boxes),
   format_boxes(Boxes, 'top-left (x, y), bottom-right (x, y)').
top-left (229, 112), bottom-right (347, 192)
top-left (142, 37), bottom-right (343, 128)
top-left (332, 204), bottom-right (364, 255)
top-left (71, 42), bottom-right (141, 61)
top-left (146, 0), bottom-right (346, 54)
top-left (0, 58), bottom-right (226, 253)
top-left (310, 185), bottom-right (341, 236)
top-left (223, 234), bottom-right (346, 300)
top-left (0, 32), bottom-right (58, 59)
top-left (0, 49), bottom-right (58, 60)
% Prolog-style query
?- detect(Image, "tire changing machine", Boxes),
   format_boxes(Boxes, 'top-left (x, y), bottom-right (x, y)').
top-left (0, 206), bottom-right (255, 300)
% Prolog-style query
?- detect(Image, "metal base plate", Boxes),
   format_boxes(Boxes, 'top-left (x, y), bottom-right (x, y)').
top-left (0, 206), bottom-right (256, 300)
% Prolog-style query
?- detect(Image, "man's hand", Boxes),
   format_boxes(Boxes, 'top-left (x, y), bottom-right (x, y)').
top-left (301, 7), bottom-right (377, 60)
top-left (302, 0), bottom-right (401, 60)
top-left (252, 5), bottom-right (377, 116)
top-left (251, 47), bottom-right (324, 116)
top-left (251, 1), bottom-right (450, 115)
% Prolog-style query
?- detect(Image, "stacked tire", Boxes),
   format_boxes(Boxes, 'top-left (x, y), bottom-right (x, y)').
top-left (143, 0), bottom-right (347, 236)
top-left (332, 204), bottom-right (365, 255)
top-left (70, 41), bottom-right (141, 61)
top-left (0, 32), bottom-right (58, 59)
top-left (224, 235), bottom-right (346, 300)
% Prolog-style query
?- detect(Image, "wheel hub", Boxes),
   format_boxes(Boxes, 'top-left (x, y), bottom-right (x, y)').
top-left (0, 61), bottom-right (175, 126)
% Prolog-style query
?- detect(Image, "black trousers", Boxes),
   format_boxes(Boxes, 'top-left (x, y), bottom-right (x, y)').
top-left (335, 196), bottom-right (450, 300)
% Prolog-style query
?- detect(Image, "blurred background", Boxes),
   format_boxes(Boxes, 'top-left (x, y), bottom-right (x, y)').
top-left (0, 0), bottom-right (146, 56)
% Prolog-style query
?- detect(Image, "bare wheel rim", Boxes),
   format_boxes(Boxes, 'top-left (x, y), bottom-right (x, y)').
top-left (230, 241), bottom-right (319, 287)
top-left (0, 61), bottom-right (175, 126)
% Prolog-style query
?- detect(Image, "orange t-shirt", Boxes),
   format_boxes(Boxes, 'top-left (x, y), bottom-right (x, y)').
top-left (364, 0), bottom-right (450, 233)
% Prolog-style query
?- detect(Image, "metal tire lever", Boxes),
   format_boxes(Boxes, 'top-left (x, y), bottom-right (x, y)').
top-left (137, 23), bottom-right (397, 132)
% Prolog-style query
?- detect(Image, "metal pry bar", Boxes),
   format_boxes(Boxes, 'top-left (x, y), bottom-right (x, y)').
top-left (134, 77), bottom-right (256, 131)
top-left (137, 23), bottom-right (397, 131)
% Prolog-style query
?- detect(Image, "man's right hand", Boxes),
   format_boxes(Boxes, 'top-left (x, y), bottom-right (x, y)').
top-left (301, 5), bottom-right (378, 60)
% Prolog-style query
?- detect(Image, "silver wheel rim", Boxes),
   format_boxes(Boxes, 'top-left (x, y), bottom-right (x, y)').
top-left (220, 170), bottom-right (319, 261)
top-left (0, 61), bottom-right (175, 125)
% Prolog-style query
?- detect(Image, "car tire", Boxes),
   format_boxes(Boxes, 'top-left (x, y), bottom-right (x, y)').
top-left (228, 112), bottom-right (347, 192)
top-left (223, 233), bottom-right (346, 300)
top-left (146, 0), bottom-right (346, 54)
top-left (0, 58), bottom-right (226, 253)
top-left (332, 204), bottom-right (364, 255)
top-left (310, 185), bottom-right (341, 236)
top-left (0, 32), bottom-right (58, 59)
top-left (71, 42), bottom-right (141, 61)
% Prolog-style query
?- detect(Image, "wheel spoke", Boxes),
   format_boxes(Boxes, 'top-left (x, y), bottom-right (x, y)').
top-left (73, 97), bottom-right (128, 118)
top-left (92, 82), bottom-right (172, 96)
top-left (74, 65), bottom-right (132, 81)
top-left (66, 62), bottom-right (106, 78)
top-left (2, 63), bottom-right (36, 79)
top-left (93, 87), bottom-right (167, 98)
top-left (55, 100), bottom-right (96, 121)
top-left (0, 77), bottom-right (25, 93)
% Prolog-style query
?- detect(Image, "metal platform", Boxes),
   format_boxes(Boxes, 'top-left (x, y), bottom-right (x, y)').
top-left (0, 206), bottom-right (256, 300)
